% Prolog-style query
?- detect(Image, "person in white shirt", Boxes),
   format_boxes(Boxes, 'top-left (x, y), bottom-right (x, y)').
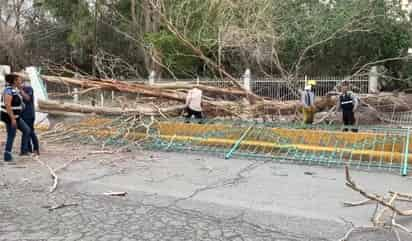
top-left (185, 87), bottom-right (203, 121)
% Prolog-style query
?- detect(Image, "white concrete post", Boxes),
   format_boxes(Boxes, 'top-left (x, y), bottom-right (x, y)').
top-left (25, 66), bottom-right (50, 127)
top-left (196, 76), bottom-right (200, 86)
top-left (0, 65), bottom-right (11, 88)
top-left (369, 66), bottom-right (379, 94)
top-left (111, 91), bottom-right (115, 103)
top-left (243, 68), bottom-right (251, 91)
top-left (100, 92), bottom-right (104, 107)
top-left (149, 70), bottom-right (155, 86)
top-left (74, 88), bottom-right (79, 103)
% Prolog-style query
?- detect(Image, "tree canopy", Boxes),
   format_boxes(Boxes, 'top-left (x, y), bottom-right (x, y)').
top-left (1, 0), bottom-right (412, 88)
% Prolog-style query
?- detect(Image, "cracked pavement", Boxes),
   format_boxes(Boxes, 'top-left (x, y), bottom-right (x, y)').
top-left (1, 142), bottom-right (412, 240)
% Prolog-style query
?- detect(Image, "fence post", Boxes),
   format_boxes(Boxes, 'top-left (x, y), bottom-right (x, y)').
top-left (73, 88), bottom-right (79, 103)
top-left (25, 66), bottom-right (50, 127)
top-left (149, 70), bottom-right (155, 86)
top-left (0, 65), bottom-right (11, 86)
top-left (243, 68), bottom-right (251, 91)
top-left (369, 66), bottom-right (379, 94)
top-left (111, 91), bottom-right (115, 103)
top-left (402, 127), bottom-right (410, 176)
top-left (100, 92), bottom-right (104, 107)
top-left (196, 76), bottom-right (200, 86)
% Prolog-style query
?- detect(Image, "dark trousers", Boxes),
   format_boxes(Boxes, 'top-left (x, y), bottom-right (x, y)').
top-left (185, 107), bottom-right (202, 119)
top-left (4, 118), bottom-right (31, 161)
top-left (342, 110), bottom-right (358, 132)
top-left (21, 118), bottom-right (39, 154)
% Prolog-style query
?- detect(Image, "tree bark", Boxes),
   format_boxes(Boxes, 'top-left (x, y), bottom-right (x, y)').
top-left (38, 100), bottom-right (185, 116)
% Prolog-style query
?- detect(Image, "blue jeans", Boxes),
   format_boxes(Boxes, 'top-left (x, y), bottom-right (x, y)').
top-left (21, 118), bottom-right (39, 153)
top-left (4, 118), bottom-right (31, 161)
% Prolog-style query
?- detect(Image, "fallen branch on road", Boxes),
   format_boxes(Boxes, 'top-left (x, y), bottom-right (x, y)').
top-left (341, 166), bottom-right (412, 240)
top-left (345, 166), bottom-right (412, 216)
top-left (42, 203), bottom-right (78, 211)
top-left (103, 192), bottom-right (128, 197)
top-left (34, 155), bottom-right (58, 193)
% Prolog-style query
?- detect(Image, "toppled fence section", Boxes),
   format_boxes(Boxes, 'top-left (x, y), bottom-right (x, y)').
top-left (41, 118), bottom-right (412, 175)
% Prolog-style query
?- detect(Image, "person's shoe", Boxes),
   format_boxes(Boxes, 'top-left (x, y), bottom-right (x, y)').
top-left (4, 152), bottom-right (13, 162)
top-left (19, 152), bottom-right (30, 156)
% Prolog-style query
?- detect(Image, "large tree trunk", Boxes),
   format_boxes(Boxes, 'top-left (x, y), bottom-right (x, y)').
top-left (35, 75), bottom-right (187, 101)
top-left (25, 74), bottom-right (249, 100)
top-left (38, 100), bottom-right (186, 116)
top-left (23, 74), bottom-right (412, 119)
top-left (142, 0), bottom-right (162, 76)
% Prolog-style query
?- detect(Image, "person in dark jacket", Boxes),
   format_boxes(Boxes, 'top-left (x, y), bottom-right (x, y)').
top-left (1, 74), bottom-right (31, 162)
top-left (20, 81), bottom-right (40, 155)
top-left (337, 81), bottom-right (359, 132)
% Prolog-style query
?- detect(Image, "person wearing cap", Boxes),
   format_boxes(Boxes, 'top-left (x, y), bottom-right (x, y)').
top-left (337, 81), bottom-right (359, 132)
top-left (300, 84), bottom-right (316, 124)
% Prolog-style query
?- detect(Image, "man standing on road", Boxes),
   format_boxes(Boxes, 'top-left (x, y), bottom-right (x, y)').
top-left (185, 87), bottom-right (203, 122)
top-left (300, 82), bottom-right (316, 125)
top-left (337, 81), bottom-right (359, 132)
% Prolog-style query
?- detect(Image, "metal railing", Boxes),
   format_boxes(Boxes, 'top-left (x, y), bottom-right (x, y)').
top-left (156, 76), bottom-right (369, 101)
top-left (45, 76), bottom-right (369, 103)
top-left (251, 76), bottom-right (369, 100)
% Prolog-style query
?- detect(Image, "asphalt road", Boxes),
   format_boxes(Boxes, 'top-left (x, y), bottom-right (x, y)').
top-left (1, 142), bottom-right (412, 241)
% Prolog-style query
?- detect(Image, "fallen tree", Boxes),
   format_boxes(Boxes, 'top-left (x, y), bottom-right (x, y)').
top-left (22, 74), bottom-right (412, 120)
top-left (38, 100), bottom-right (186, 117)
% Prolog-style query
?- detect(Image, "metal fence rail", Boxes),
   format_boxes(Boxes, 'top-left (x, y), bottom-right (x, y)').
top-left (251, 76), bottom-right (369, 100)
top-left (147, 119), bottom-right (409, 175)
top-left (41, 117), bottom-right (410, 176)
top-left (44, 75), bottom-right (369, 102)
top-left (157, 76), bottom-right (369, 100)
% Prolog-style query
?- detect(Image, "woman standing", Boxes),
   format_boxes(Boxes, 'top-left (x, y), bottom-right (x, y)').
top-left (1, 74), bottom-right (31, 162)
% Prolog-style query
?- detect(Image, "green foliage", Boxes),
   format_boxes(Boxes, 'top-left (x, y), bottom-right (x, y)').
top-left (145, 31), bottom-right (203, 77)
top-left (21, 0), bottom-right (412, 87)
top-left (37, 0), bottom-right (93, 53)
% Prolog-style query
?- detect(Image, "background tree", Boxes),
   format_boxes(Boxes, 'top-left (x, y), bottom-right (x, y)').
top-left (1, 0), bottom-right (411, 89)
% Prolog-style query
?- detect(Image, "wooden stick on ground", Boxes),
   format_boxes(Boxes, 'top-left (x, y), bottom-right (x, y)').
top-left (373, 193), bottom-right (398, 225)
top-left (345, 165), bottom-right (412, 216)
top-left (343, 199), bottom-right (374, 207)
top-left (53, 158), bottom-right (80, 173)
top-left (42, 203), bottom-right (78, 211)
top-left (34, 155), bottom-right (58, 193)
